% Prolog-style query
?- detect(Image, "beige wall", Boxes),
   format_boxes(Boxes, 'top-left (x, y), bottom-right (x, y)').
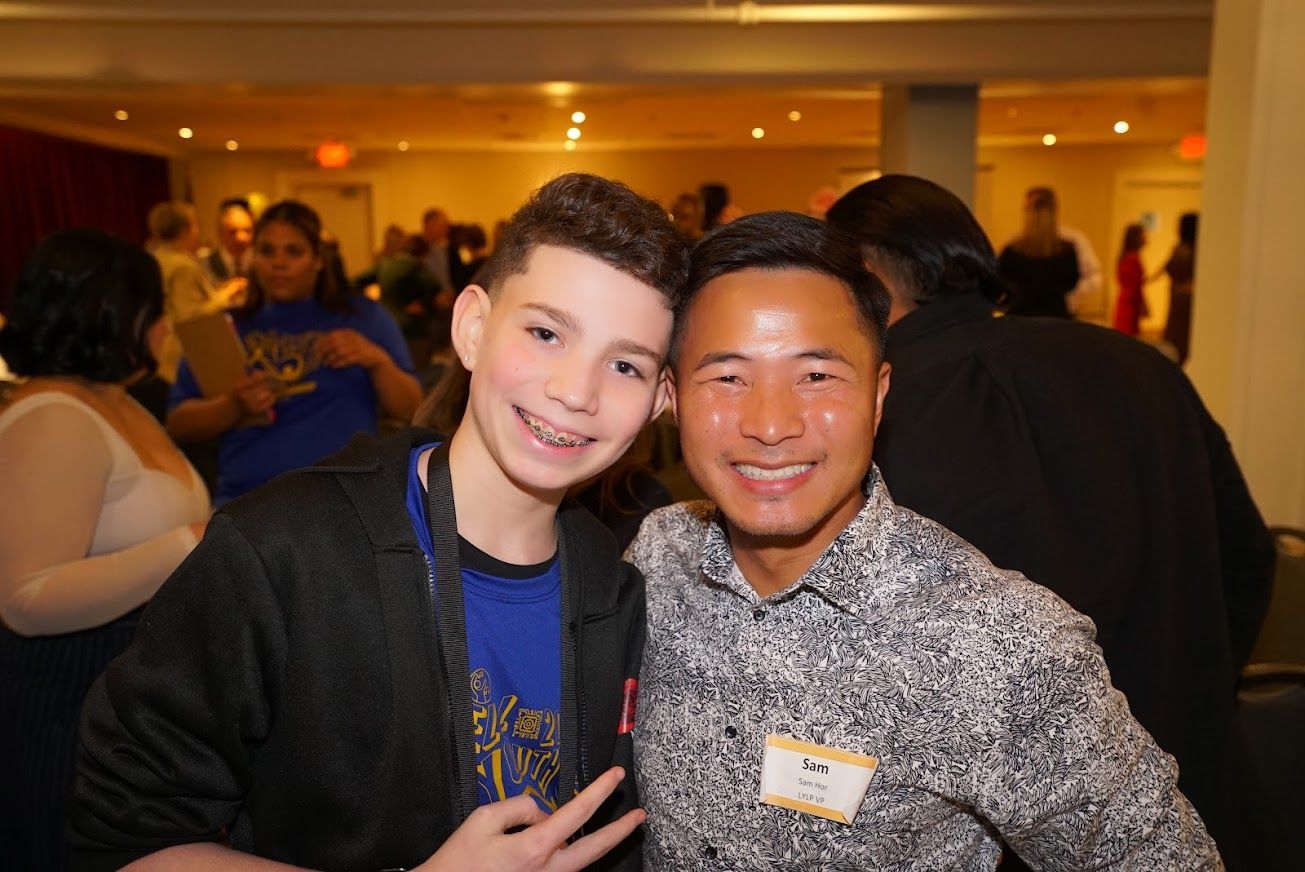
top-left (1187, 0), bottom-right (1305, 528)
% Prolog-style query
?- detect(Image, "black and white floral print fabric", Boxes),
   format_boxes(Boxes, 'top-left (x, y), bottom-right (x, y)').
top-left (626, 467), bottom-right (1222, 871)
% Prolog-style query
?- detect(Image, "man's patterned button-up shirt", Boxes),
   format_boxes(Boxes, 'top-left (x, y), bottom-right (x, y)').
top-left (627, 468), bottom-right (1221, 871)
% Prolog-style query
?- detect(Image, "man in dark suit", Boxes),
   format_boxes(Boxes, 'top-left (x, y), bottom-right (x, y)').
top-left (201, 197), bottom-right (254, 284)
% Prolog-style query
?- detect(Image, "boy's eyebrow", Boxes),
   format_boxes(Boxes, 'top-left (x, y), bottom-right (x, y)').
top-left (524, 301), bottom-right (663, 365)
top-left (523, 302), bottom-right (582, 335)
top-left (611, 338), bottom-right (663, 364)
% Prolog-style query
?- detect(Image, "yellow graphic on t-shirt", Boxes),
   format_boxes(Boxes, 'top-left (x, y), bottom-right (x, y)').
top-left (470, 667), bottom-right (561, 810)
top-left (244, 330), bottom-right (321, 398)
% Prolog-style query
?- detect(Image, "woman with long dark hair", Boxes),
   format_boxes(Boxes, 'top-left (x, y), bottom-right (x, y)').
top-left (0, 229), bottom-right (210, 870)
top-left (167, 200), bottom-right (420, 503)
top-left (1162, 211), bottom-right (1199, 364)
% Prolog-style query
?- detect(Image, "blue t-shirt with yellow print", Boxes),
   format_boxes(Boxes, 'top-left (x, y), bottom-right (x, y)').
top-left (170, 297), bottom-right (413, 504)
top-left (405, 444), bottom-right (563, 812)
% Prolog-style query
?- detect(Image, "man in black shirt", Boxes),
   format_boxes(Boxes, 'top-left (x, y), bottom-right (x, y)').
top-left (827, 175), bottom-right (1275, 871)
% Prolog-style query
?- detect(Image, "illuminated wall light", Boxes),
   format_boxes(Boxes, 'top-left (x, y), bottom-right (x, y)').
top-left (564, 140), bottom-right (577, 151)
top-left (1114, 120), bottom-right (1130, 135)
top-left (225, 140), bottom-right (239, 151)
top-left (1042, 133), bottom-right (1057, 146)
top-left (178, 127), bottom-right (194, 139)
top-left (1178, 134), bottom-right (1207, 160)
top-left (397, 140), bottom-right (410, 152)
top-left (752, 127), bottom-right (766, 139)
top-left (571, 111), bottom-right (586, 124)
top-left (113, 109), bottom-right (129, 121)
top-left (788, 110), bottom-right (801, 122)
top-left (314, 140), bottom-right (353, 169)
top-left (566, 127), bottom-right (582, 140)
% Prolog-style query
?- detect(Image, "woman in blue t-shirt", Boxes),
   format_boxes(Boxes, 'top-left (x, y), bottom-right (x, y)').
top-left (167, 201), bottom-right (421, 503)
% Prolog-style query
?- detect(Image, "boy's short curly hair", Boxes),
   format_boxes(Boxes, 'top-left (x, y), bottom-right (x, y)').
top-left (477, 173), bottom-right (688, 310)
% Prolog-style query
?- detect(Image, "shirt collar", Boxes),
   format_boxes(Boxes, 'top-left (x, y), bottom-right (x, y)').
top-left (885, 292), bottom-right (994, 357)
top-left (698, 465), bottom-right (897, 614)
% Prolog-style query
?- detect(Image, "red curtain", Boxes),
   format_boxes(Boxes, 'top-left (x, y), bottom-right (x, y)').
top-left (0, 125), bottom-right (171, 314)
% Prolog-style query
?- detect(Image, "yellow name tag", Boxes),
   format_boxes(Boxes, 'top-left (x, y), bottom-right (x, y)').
top-left (758, 734), bottom-right (878, 825)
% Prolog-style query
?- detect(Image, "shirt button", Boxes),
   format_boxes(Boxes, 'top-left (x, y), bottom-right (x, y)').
top-left (704, 845), bottom-right (718, 860)
top-left (724, 725), bottom-right (737, 738)
top-left (753, 609), bottom-right (767, 621)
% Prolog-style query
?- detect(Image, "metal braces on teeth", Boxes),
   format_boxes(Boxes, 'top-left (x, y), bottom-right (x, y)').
top-left (517, 408), bottom-right (590, 447)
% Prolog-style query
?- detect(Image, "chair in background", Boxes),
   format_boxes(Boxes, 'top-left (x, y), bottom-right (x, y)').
top-left (1248, 528), bottom-right (1305, 665)
top-left (1236, 530), bottom-right (1304, 869)
top-left (1236, 664), bottom-right (1305, 871)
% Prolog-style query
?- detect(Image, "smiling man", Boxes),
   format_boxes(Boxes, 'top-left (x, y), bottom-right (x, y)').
top-left (627, 212), bottom-right (1221, 870)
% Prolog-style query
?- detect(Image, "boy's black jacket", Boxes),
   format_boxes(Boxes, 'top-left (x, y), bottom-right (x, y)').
top-left (70, 428), bottom-right (645, 871)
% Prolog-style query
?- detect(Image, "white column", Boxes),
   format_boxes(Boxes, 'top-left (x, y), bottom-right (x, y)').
top-left (1189, 0), bottom-right (1305, 527)
top-left (879, 85), bottom-right (978, 206)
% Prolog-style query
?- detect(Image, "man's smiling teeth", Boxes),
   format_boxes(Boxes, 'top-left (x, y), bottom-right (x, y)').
top-left (734, 463), bottom-right (813, 481)
top-left (515, 407), bottom-right (593, 448)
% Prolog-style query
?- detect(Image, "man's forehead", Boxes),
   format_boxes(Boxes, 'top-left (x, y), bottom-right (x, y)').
top-left (681, 267), bottom-right (876, 363)
top-left (690, 268), bottom-right (858, 326)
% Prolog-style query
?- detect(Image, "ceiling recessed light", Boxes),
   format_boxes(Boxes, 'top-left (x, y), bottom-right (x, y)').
top-left (178, 127), bottom-right (194, 140)
top-left (571, 111), bottom-right (586, 124)
top-left (1113, 120), bottom-right (1130, 134)
top-left (225, 139), bottom-right (239, 151)
top-left (113, 109), bottom-right (129, 121)
top-left (1042, 133), bottom-right (1057, 146)
top-left (566, 127), bottom-right (582, 140)
top-left (564, 140), bottom-right (577, 151)
top-left (397, 140), bottom-right (410, 151)
top-left (752, 127), bottom-right (766, 139)
top-left (788, 110), bottom-right (801, 122)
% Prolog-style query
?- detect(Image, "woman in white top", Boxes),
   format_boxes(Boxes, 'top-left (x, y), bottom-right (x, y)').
top-left (0, 228), bottom-right (210, 870)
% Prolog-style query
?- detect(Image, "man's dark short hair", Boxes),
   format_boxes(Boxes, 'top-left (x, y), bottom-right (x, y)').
top-left (672, 211), bottom-right (890, 366)
top-left (218, 197), bottom-right (253, 218)
top-left (0, 228), bottom-right (164, 382)
top-left (826, 174), bottom-right (1007, 308)
top-left (476, 173), bottom-right (689, 310)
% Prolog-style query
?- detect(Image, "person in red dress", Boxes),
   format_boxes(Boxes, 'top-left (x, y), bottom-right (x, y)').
top-left (1113, 223), bottom-right (1148, 336)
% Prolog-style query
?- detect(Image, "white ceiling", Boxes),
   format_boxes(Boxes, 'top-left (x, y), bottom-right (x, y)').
top-left (0, 1), bottom-right (1213, 87)
top-left (0, 1), bottom-right (1213, 155)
